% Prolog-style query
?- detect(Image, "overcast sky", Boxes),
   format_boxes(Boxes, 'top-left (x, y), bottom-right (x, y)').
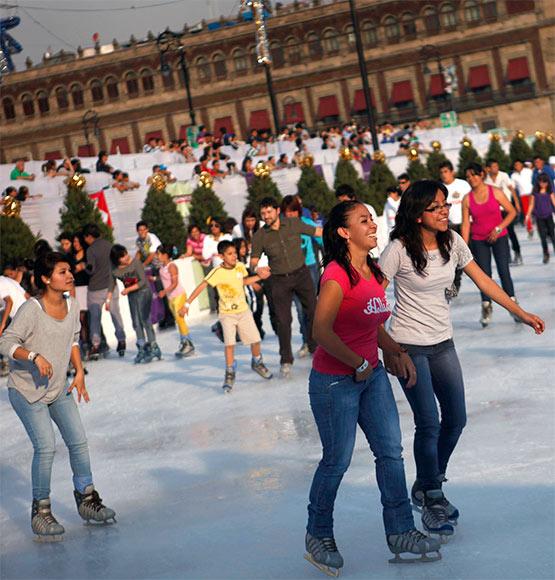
top-left (3, 0), bottom-right (263, 71)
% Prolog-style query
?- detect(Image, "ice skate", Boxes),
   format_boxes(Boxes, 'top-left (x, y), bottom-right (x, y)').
top-left (512, 252), bottom-right (523, 266)
top-left (251, 357), bottom-right (273, 380)
top-left (150, 342), bottom-right (162, 360)
top-left (480, 301), bottom-right (492, 327)
top-left (222, 367), bottom-right (235, 394)
top-left (117, 340), bottom-right (126, 357)
top-left (510, 297), bottom-right (523, 323)
top-left (32, 498), bottom-right (65, 542)
top-left (411, 479), bottom-right (459, 525)
top-left (74, 485), bottom-right (116, 524)
top-left (88, 344), bottom-right (101, 361)
top-left (543, 252), bottom-right (550, 264)
top-left (304, 533), bottom-right (343, 577)
top-left (175, 339), bottom-right (195, 358)
top-left (143, 343), bottom-right (154, 363)
top-left (134, 344), bottom-right (151, 364)
top-left (297, 343), bottom-right (310, 358)
top-left (387, 529), bottom-right (441, 563)
top-left (421, 490), bottom-right (455, 543)
top-left (280, 363), bottom-right (292, 379)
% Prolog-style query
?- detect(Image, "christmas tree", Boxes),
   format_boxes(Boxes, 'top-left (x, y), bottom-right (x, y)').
top-left (426, 150), bottom-right (449, 180)
top-left (509, 133), bottom-right (533, 165)
top-left (532, 136), bottom-right (551, 162)
top-left (485, 137), bottom-right (511, 173)
top-left (246, 175), bottom-right (282, 209)
top-left (456, 140), bottom-right (483, 178)
top-left (58, 178), bottom-right (113, 241)
top-left (407, 158), bottom-right (431, 182)
top-left (366, 161), bottom-right (396, 215)
top-left (0, 215), bottom-right (36, 271)
top-left (188, 183), bottom-right (228, 230)
top-left (141, 185), bottom-right (188, 253)
top-left (297, 165), bottom-right (335, 216)
top-left (334, 158), bottom-right (370, 207)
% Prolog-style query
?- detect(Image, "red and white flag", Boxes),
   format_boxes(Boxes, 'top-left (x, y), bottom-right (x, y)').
top-left (89, 191), bottom-right (113, 227)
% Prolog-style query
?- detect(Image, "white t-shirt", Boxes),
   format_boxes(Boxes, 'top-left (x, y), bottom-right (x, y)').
top-left (202, 234), bottom-right (232, 267)
top-left (485, 171), bottom-right (513, 202)
top-left (379, 232), bottom-right (473, 346)
top-left (0, 276), bottom-right (27, 317)
top-left (444, 178), bottom-right (471, 226)
top-left (511, 168), bottom-right (533, 197)
top-left (383, 197), bottom-right (401, 232)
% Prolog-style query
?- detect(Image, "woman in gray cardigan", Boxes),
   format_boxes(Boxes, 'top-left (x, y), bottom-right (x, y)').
top-left (0, 251), bottom-right (115, 541)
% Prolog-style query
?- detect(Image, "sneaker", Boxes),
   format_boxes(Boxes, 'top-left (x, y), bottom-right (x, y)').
top-left (251, 358), bottom-right (273, 379)
top-left (297, 343), bottom-right (310, 358)
top-left (175, 339), bottom-right (195, 358)
top-left (280, 363), bottom-right (292, 378)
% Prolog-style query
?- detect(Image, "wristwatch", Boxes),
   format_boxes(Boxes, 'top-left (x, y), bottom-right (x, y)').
top-left (494, 226), bottom-right (502, 234)
top-left (28, 351), bottom-right (39, 363)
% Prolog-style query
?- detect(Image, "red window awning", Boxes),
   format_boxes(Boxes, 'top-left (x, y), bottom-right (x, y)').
top-left (507, 57), bottom-right (530, 82)
top-left (144, 130), bottom-right (163, 143)
top-left (179, 125), bottom-right (190, 140)
top-left (110, 137), bottom-right (131, 155)
top-left (214, 116), bottom-right (234, 135)
top-left (353, 89), bottom-right (375, 112)
top-left (317, 95), bottom-right (340, 119)
top-left (77, 144), bottom-right (95, 157)
top-left (468, 65), bottom-right (491, 89)
top-left (44, 150), bottom-right (62, 161)
top-left (429, 74), bottom-right (446, 96)
top-left (391, 81), bottom-right (414, 104)
top-left (283, 102), bottom-right (305, 124)
top-left (249, 109), bottom-right (271, 130)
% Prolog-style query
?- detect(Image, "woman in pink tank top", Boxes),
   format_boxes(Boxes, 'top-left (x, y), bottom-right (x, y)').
top-left (461, 162), bottom-right (518, 326)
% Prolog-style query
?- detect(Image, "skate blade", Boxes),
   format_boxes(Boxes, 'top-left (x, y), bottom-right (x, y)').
top-left (304, 553), bottom-right (341, 577)
top-left (389, 552), bottom-right (442, 564)
top-left (84, 516), bottom-right (117, 526)
top-left (222, 387), bottom-right (233, 394)
top-left (34, 534), bottom-right (63, 543)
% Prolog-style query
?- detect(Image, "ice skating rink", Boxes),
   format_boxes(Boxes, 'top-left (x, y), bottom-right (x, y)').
top-left (1, 235), bottom-right (554, 580)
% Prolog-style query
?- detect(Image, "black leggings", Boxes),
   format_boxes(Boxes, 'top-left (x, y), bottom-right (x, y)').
top-left (536, 217), bottom-right (555, 254)
top-left (471, 235), bottom-right (515, 301)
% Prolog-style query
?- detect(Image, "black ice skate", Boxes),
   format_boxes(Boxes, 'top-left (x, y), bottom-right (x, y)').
top-left (421, 490), bottom-right (455, 543)
top-left (480, 301), bottom-right (492, 327)
top-left (74, 485), bottom-right (116, 524)
top-left (387, 529), bottom-right (441, 563)
top-left (304, 533), bottom-right (343, 577)
top-left (32, 498), bottom-right (65, 542)
top-left (175, 339), bottom-right (195, 358)
top-left (411, 479), bottom-right (459, 525)
top-left (150, 342), bottom-right (162, 360)
top-left (251, 358), bottom-right (273, 380)
top-left (117, 340), bottom-right (126, 357)
top-left (222, 368), bottom-right (235, 393)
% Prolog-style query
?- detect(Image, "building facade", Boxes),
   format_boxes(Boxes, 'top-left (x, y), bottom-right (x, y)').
top-left (1, 0), bottom-right (554, 162)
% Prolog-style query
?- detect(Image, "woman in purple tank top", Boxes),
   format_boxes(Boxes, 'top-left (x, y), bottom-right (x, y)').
top-left (461, 162), bottom-right (518, 327)
top-left (525, 173), bottom-right (555, 264)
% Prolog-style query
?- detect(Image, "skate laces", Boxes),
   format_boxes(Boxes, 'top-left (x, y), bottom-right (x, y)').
top-left (321, 537), bottom-right (338, 553)
top-left (84, 490), bottom-right (105, 512)
top-left (37, 508), bottom-right (58, 526)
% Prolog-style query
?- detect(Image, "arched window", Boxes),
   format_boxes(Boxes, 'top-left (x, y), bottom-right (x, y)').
top-left (483, 0), bottom-right (497, 21)
top-left (106, 76), bottom-right (119, 99)
top-left (423, 6), bottom-right (440, 33)
top-left (307, 32), bottom-right (323, 59)
top-left (22, 93), bottom-right (35, 117)
top-left (56, 86), bottom-right (69, 110)
top-left (286, 37), bottom-right (301, 65)
top-left (323, 29), bottom-right (340, 54)
top-left (2, 97), bottom-right (16, 120)
top-left (141, 68), bottom-right (155, 92)
top-left (37, 90), bottom-right (50, 114)
top-left (213, 53), bottom-right (227, 79)
top-left (196, 56), bottom-right (211, 82)
top-left (344, 25), bottom-right (356, 49)
top-left (440, 3), bottom-right (457, 28)
top-left (233, 48), bottom-right (249, 75)
top-left (90, 79), bottom-right (103, 103)
top-left (384, 16), bottom-right (400, 43)
top-left (464, 0), bottom-right (481, 23)
top-left (361, 21), bottom-right (377, 47)
top-left (270, 41), bottom-right (285, 68)
top-left (402, 12), bottom-right (417, 38)
top-left (70, 83), bottom-right (84, 108)
top-left (125, 72), bottom-right (139, 97)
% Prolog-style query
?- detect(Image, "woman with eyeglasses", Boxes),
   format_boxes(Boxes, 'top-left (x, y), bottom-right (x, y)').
top-left (379, 180), bottom-right (544, 542)
top-left (461, 161), bottom-right (523, 327)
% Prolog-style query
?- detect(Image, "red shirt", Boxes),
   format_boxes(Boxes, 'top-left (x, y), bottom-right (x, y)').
top-left (312, 261), bottom-right (391, 375)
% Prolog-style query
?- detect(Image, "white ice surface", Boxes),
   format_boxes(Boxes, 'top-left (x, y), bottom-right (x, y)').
top-left (1, 234), bottom-right (554, 580)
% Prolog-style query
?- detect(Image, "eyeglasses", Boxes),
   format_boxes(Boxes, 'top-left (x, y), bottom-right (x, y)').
top-left (424, 203), bottom-right (452, 213)
top-left (210, 223), bottom-right (221, 229)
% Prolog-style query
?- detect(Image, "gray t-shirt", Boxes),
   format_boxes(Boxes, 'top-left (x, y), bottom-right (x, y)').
top-left (0, 296), bottom-right (80, 404)
top-left (379, 232), bottom-right (473, 346)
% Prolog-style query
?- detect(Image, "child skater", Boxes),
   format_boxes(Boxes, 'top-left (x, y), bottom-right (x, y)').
top-left (180, 240), bottom-right (273, 393)
top-left (0, 251), bottom-right (115, 541)
top-left (108, 244), bottom-right (160, 364)
top-left (525, 173), bottom-right (555, 263)
top-left (156, 244), bottom-right (195, 357)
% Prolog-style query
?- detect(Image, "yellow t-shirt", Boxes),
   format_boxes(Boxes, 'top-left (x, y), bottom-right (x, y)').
top-left (204, 262), bottom-right (249, 314)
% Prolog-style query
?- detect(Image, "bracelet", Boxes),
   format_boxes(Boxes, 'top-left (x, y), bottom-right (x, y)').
top-left (355, 358), bottom-right (369, 373)
top-left (494, 226), bottom-right (502, 234)
top-left (27, 351), bottom-right (36, 362)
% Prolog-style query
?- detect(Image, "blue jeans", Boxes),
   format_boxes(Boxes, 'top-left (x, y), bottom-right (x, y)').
top-left (9, 388), bottom-right (93, 500)
top-left (293, 263), bottom-right (320, 343)
top-left (471, 236), bottom-right (515, 301)
top-left (307, 364), bottom-right (414, 537)
top-left (129, 288), bottom-right (156, 346)
top-left (88, 287), bottom-right (126, 347)
top-left (398, 339), bottom-right (466, 490)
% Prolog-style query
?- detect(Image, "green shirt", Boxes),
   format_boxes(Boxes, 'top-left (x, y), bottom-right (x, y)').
top-left (10, 167), bottom-right (30, 179)
top-left (251, 217), bottom-right (316, 275)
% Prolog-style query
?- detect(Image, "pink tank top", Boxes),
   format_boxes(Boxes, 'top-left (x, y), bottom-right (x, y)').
top-left (469, 185), bottom-right (507, 241)
top-left (159, 263), bottom-right (184, 299)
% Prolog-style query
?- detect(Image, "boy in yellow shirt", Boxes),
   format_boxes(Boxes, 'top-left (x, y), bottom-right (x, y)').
top-left (180, 240), bottom-right (273, 393)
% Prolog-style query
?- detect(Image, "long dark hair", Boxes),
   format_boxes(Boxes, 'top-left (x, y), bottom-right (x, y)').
top-left (533, 172), bottom-right (554, 195)
top-left (241, 207), bottom-right (260, 244)
top-left (322, 201), bottom-right (383, 287)
top-left (391, 180), bottom-right (452, 276)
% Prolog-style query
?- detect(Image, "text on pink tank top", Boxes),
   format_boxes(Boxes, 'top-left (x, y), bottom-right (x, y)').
top-left (469, 185), bottom-right (507, 241)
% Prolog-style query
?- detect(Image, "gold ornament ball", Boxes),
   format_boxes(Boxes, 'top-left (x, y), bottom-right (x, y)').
top-left (408, 147), bottom-right (420, 162)
top-left (199, 171), bottom-right (214, 189)
top-left (300, 153), bottom-right (314, 168)
top-left (461, 136), bottom-right (473, 148)
top-left (151, 173), bottom-right (167, 192)
top-left (515, 130), bottom-right (525, 140)
top-left (339, 147), bottom-right (353, 161)
top-left (69, 172), bottom-right (86, 190)
top-left (489, 133), bottom-right (501, 142)
top-left (547, 132), bottom-right (554, 143)
top-left (2, 196), bottom-right (21, 218)
top-left (254, 161), bottom-right (270, 179)
top-left (431, 140), bottom-right (442, 151)
top-left (372, 150), bottom-right (386, 163)
top-left (535, 130), bottom-right (545, 141)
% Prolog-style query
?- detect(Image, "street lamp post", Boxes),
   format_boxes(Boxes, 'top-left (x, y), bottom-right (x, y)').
top-left (348, 0), bottom-right (380, 152)
top-left (421, 44), bottom-right (455, 114)
top-left (82, 109), bottom-right (99, 155)
top-left (157, 29), bottom-right (196, 127)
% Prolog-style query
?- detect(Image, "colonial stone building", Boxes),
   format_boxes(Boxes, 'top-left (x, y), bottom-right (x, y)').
top-left (1, 0), bottom-right (553, 162)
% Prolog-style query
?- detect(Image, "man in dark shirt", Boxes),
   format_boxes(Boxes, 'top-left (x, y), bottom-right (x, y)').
top-left (251, 197), bottom-right (323, 377)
